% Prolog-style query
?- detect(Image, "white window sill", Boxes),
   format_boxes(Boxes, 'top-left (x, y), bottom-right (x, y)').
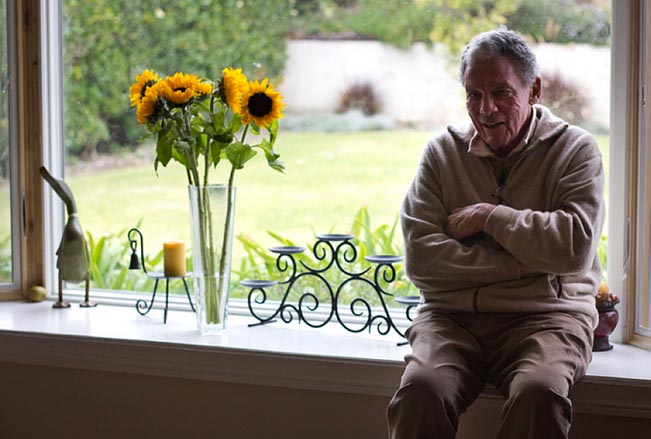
top-left (0, 300), bottom-right (650, 419)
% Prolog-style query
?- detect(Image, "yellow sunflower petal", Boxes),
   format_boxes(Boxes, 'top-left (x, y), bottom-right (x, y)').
top-left (129, 69), bottom-right (160, 107)
top-left (240, 78), bottom-right (285, 128)
top-left (162, 72), bottom-right (211, 105)
top-left (136, 81), bottom-right (167, 124)
top-left (220, 67), bottom-right (249, 114)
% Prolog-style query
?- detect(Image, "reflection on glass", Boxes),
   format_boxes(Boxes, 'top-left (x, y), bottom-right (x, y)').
top-left (0, 0), bottom-right (12, 284)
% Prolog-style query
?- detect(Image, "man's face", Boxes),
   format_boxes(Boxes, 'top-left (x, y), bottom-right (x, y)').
top-left (463, 56), bottom-right (539, 155)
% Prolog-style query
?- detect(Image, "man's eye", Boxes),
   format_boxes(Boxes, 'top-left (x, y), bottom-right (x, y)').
top-left (494, 89), bottom-right (511, 97)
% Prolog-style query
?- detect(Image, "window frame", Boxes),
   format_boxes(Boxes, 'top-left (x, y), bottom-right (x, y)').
top-left (26, 0), bottom-right (651, 349)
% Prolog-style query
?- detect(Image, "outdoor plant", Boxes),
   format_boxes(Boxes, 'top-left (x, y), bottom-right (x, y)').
top-left (85, 228), bottom-right (161, 293)
top-left (233, 205), bottom-right (418, 307)
top-left (337, 82), bottom-right (382, 116)
top-left (539, 70), bottom-right (589, 126)
top-left (129, 67), bottom-right (285, 327)
top-left (0, 236), bottom-right (11, 283)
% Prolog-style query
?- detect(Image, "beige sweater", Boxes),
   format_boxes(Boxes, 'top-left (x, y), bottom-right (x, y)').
top-left (401, 105), bottom-right (605, 328)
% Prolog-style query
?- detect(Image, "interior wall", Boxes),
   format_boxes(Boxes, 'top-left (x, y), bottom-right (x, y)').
top-left (1, 362), bottom-right (649, 439)
top-left (0, 362), bottom-right (389, 439)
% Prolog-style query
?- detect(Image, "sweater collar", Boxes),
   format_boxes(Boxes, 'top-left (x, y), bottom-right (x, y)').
top-left (447, 105), bottom-right (569, 156)
top-left (467, 107), bottom-right (539, 158)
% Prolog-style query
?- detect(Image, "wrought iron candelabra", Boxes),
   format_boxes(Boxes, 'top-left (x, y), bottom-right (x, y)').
top-left (127, 228), bottom-right (195, 323)
top-left (241, 233), bottom-right (418, 339)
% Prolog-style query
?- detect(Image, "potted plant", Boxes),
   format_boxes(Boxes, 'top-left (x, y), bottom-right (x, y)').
top-left (593, 281), bottom-right (620, 351)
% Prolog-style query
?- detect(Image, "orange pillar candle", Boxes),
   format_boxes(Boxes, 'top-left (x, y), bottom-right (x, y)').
top-left (163, 241), bottom-right (186, 277)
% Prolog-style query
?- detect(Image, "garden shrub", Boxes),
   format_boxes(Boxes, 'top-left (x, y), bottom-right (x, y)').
top-left (0, 236), bottom-right (11, 283)
top-left (539, 70), bottom-right (589, 126)
top-left (505, 0), bottom-right (610, 45)
top-left (337, 81), bottom-right (381, 116)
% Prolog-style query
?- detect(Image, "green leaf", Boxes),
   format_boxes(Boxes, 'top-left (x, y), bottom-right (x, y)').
top-left (209, 141), bottom-right (224, 168)
top-left (249, 122), bottom-right (261, 135)
top-left (228, 113), bottom-right (243, 134)
top-left (225, 141), bottom-right (257, 170)
top-left (212, 109), bottom-right (226, 130)
top-left (212, 132), bottom-right (233, 144)
top-left (255, 138), bottom-right (285, 173)
top-left (155, 131), bottom-right (174, 167)
top-left (110, 267), bottom-right (128, 290)
top-left (267, 119), bottom-right (279, 145)
top-left (170, 140), bottom-right (191, 169)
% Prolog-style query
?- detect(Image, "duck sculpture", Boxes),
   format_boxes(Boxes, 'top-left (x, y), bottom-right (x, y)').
top-left (40, 166), bottom-right (95, 308)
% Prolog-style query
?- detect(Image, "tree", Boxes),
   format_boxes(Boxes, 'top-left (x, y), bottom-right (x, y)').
top-left (63, 0), bottom-right (291, 159)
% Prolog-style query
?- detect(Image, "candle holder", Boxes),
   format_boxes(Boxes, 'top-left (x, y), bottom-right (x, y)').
top-left (127, 228), bottom-right (195, 323)
top-left (241, 233), bottom-right (415, 340)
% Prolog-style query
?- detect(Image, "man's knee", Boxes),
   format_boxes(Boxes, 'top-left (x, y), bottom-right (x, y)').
top-left (505, 373), bottom-right (572, 426)
top-left (390, 364), bottom-right (472, 416)
top-left (501, 377), bottom-right (572, 438)
top-left (510, 379), bottom-right (565, 408)
top-left (388, 368), bottom-right (466, 439)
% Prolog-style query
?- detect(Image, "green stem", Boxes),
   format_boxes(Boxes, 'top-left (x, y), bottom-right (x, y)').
top-left (203, 143), bottom-right (210, 187)
top-left (194, 185), bottom-right (220, 325)
top-left (214, 165), bottom-right (236, 321)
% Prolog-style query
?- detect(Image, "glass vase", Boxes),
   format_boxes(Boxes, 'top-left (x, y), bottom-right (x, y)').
top-left (188, 184), bottom-right (236, 334)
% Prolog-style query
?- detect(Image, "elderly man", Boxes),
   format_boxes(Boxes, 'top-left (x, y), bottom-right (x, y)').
top-left (387, 29), bottom-right (604, 439)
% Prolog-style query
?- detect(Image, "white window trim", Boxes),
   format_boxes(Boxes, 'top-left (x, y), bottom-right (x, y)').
top-left (0, 300), bottom-right (650, 419)
top-left (40, 0), bottom-right (64, 295)
top-left (607, 0), bottom-right (632, 343)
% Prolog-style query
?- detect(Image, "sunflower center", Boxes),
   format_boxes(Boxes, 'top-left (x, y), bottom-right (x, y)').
top-left (248, 93), bottom-right (273, 116)
top-left (174, 87), bottom-right (187, 93)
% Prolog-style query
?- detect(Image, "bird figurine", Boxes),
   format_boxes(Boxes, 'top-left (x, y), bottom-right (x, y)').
top-left (39, 166), bottom-right (96, 308)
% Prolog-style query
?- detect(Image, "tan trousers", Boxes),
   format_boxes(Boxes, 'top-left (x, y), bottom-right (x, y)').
top-left (387, 311), bottom-right (593, 439)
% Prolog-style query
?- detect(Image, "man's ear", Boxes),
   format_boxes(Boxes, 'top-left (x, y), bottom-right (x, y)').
top-left (529, 76), bottom-right (542, 105)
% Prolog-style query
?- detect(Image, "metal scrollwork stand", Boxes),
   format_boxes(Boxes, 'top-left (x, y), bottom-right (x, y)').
top-left (127, 228), bottom-right (195, 323)
top-left (242, 233), bottom-right (417, 341)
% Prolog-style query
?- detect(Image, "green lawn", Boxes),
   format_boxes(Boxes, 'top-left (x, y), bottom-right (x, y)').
top-left (67, 130), bottom-right (433, 260)
top-left (1, 129), bottom-right (610, 276)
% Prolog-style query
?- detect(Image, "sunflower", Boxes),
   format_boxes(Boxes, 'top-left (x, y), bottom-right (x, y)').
top-left (240, 78), bottom-right (284, 128)
top-left (161, 72), bottom-right (213, 105)
top-left (129, 69), bottom-right (160, 107)
top-left (219, 67), bottom-right (249, 113)
top-left (136, 81), bottom-right (167, 124)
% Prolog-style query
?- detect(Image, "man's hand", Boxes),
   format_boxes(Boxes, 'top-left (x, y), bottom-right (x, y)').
top-left (447, 203), bottom-right (496, 240)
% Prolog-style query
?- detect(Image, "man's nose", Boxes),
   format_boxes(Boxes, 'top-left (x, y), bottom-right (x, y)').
top-left (479, 95), bottom-right (497, 115)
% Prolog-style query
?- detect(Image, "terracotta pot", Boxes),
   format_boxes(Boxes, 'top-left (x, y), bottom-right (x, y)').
top-left (593, 299), bottom-right (620, 351)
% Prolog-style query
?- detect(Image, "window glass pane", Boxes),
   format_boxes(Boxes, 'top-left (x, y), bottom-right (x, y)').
top-left (61, 1), bottom-right (611, 306)
top-left (0, 0), bottom-right (13, 284)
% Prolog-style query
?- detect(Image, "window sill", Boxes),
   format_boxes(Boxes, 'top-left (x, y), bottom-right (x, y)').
top-left (0, 301), bottom-right (650, 419)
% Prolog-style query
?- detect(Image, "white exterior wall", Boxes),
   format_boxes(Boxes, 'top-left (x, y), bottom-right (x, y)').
top-left (280, 39), bottom-right (610, 129)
